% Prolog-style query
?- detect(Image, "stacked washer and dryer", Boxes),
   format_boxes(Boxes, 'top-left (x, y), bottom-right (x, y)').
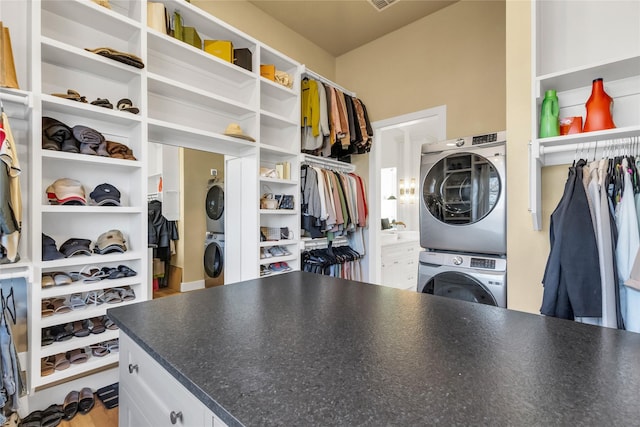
top-left (417, 131), bottom-right (507, 307)
top-left (204, 178), bottom-right (225, 284)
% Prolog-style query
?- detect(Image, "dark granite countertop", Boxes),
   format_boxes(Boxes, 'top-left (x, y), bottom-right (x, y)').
top-left (108, 271), bottom-right (640, 426)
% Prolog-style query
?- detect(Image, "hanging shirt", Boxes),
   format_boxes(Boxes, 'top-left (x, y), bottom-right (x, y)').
top-left (0, 112), bottom-right (22, 263)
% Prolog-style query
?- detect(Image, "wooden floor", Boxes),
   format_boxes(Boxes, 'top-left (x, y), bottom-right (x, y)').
top-left (58, 398), bottom-right (118, 427)
top-left (153, 287), bottom-right (180, 298)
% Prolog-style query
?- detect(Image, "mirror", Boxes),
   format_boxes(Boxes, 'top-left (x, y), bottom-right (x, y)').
top-left (381, 167), bottom-right (397, 226)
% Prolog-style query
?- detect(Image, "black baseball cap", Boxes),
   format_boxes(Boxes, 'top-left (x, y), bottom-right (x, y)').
top-left (90, 183), bottom-right (121, 206)
top-left (59, 238), bottom-right (92, 257)
top-left (42, 234), bottom-right (65, 261)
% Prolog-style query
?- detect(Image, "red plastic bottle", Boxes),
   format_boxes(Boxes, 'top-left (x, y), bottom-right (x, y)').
top-left (583, 78), bottom-right (615, 132)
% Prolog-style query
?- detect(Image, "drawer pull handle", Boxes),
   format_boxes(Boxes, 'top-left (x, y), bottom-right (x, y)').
top-left (128, 364), bottom-right (139, 374)
top-left (170, 411), bottom-right (183, 424)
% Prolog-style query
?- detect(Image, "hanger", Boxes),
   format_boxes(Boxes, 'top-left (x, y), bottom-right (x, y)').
top-left (0, 283), bottom-right (16, 325)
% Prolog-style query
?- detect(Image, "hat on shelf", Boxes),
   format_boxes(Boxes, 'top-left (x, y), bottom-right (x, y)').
top-left (94, 230), bottom-right (127, 254)
top-left (46, 178), bottom-right (86, 205)
top-left (42, 234), bottom-right (65, 261)
top-left (90, 183), bottom-right (121, 206)
top-left (223, 123), bottom-right (255, 142)
top-left (59, 238), bottom-right (93, 257)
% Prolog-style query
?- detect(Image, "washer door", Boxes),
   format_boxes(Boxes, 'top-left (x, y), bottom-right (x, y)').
top-left (422, 152), bottom-right (501, 225)
top-left (422, 271), bottom-right (498, 306)
top-left (204, 242), bottom-right (223, 278)
top-left (206, 185), bottom-right (224, 221)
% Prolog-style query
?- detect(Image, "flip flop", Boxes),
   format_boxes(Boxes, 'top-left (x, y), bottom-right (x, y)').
top-left (85, 291), bottom-right (104, 306)
top-left (51, 324), bottom-right (73, 342)
top-left (41, 357), bottom-right (55, 377)
top-left (90, 342), bottom-right (109, 357)
top-left (117, 98), bottom-right (140, 114)
top-left (104, 315), bottom-right (118, 330)
top-left (63, 390), bottom-right (79, 420)
top-left (41, 300), bottom-right (54, 317)
top-left (115, 286), bottom-right (135, 301)
top-left (105, 339), bottom-right (119, 353)
top-left (78, 387), bottom-right (95, 414)
top-left (54, 352), bottom-right (70, 370)
top-left (118, 264), bottom-right (137, 277)
top-left (100, 289), bottom-right (122, 304)
top-left (70, 293), bottom-right (86, 310)
top-left (67, 348), bottom-right (88, 364)
top-left (42, 328), bottom-right (55, 346)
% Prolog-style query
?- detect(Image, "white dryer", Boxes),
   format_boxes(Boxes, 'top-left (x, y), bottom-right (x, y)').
top-left (419, 131), bottom-right (506, 255)
top-left (417, 250), bottom-right (506, 308)
top-left (205, 180), bottom-right (224, 234)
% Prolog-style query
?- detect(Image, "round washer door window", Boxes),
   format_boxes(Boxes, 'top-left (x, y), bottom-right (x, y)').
top-left (423, 271), bottom-right (497, 306)
top-left (206, 185), bottom-right (224, 221)
top-left (422, 153), bottom-right (500, 225)
top-left (204, 242), bottom-right (223, 278)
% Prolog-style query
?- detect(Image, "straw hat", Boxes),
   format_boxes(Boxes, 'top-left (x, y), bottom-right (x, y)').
top-left (224, 123), bottom-right (255, 142)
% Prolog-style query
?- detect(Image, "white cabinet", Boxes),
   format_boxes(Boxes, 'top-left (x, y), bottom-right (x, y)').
top-left (380, 241), bottom-right (420, 291)
top-left (119, 333), bottom-right (226, 427)
top-left (529, 0), bottom-right (640, 230)
top-left (29, 0), bottom-right (149, 389)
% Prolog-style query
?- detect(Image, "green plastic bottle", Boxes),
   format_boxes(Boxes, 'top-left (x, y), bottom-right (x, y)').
top-left (539, 89), bottom-right (560, 138)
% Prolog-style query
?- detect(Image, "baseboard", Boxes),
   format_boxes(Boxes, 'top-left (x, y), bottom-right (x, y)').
top-left (180, 279), bottom-right (205, 292)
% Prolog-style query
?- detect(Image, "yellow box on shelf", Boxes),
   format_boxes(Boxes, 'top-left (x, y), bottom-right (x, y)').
top-left (204, 40), bottom-right (233, 62)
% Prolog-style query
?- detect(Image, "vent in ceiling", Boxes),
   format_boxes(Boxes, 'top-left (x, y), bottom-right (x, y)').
top-left (368, 0), bottom-right (398, 12)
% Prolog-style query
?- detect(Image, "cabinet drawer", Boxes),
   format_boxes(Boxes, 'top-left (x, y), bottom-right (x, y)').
top-left (120, 334), bottom-right (207, 427)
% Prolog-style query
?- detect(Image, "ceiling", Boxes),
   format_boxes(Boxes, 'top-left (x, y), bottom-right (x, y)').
top-left (247, 0), bottom-right (458, 56)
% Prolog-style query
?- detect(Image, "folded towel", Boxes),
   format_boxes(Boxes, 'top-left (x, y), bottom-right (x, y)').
top-left (73, 125), bottom-right (109, 157)
top-left (42, 117), bottom-right (79, 152)
top-left (106, 141), bottom-right (137, 160)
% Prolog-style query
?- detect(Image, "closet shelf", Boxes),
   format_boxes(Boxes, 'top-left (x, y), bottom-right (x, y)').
top-left (41, 150), bottom-right (143, 169)
top-left (147, 72), bottom-right (256, 117)
top-left (42, 94), bottom-right (143, 127)
top-left (259, 177), bottom-right (299, 185)
top-left (147, 31), bottom-right (255, 87)
top-left (41, 37), bottom-right (142, 83)
top-left (42, 0), bottom-right (141, 41)
top-left (40, 252), bottom-right (144, 269)
top-left (41, 277), bottom-right (142, 300)
top-left (0, 264), bottom-right (33, 282)
top-left (33, 354), bottom-right (118, 388)
top-left (259, 209), bottom-right (298, 215)
top-left (258, 254), bottom-right (297, 265)
top-left (39, 330), bottom-right (120, 359)
top-left (260, 78), bottom-right (298, 98)
top-left (147, 118), bottom-right (257, 156)
top-left (41, 206), bottom-right (143, 214)
top-left (260, 110), bottom-right (299, 128)
top-left (40, 299), bottom-right (138, 329)
top-left (259, 239), bottom-right (299, 248)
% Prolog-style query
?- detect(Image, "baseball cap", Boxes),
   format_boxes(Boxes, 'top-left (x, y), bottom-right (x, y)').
top-left (90, 183), bottom-right (121, 206)
top-left (94, 230), bottom-right (127, 254)
top-left (46, 178), bottom-right (86, 205)
top-left (42, 234), bottom-right (65, 261)
top-left (59, 238), bottom-right (92, 257)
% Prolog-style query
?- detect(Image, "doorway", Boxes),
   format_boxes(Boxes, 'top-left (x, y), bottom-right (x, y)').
top-left (369, 106), bottom-right (446, 285)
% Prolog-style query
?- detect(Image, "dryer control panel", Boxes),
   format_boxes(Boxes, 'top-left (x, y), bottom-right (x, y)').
top-left (470, 258), bottom-right (496, 269)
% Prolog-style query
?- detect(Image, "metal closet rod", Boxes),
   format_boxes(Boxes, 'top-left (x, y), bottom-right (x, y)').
top-left (302, 235), bottom-right (349, 249)
top-left (302, 67), bottom-right (356, 98)
top-left (0, 91), bottom-right (30, 106)
top-left (302, 154), bottom-right (356, 173)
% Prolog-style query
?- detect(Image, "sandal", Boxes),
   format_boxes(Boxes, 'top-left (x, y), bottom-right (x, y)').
top-left (89, 316), bottom-right (106, 334)
top-left (41, 404), bottom-right (64, 427)
top-left (90, 342), bottom-right (109, 357)
top-left (52, 272), bottom-right (73, 286)
top-left (63, 390), bottom-right (79, 420)
top-left (41, 356), bottom-right (55, 377)
top-left (51, 324), bottom-right (73, 342)
top-left (78, 387), bottom-right (95, 414)
top-left (41, 299), bottom-right (54, 317)
top-left (85, 291), bottom-right (104, 306)
top-left (51, 89), bottom-right (87, 103)
top-left (51, 298), bottom-right (72, 314)
top-left (116, 286), bottom-right (136, 301)
top-left (67, 348), bottom-right (88, 364)
top-left (118, 264), bottom-right (137, 277)
top-left (100, 289), bottom-right (122, 304)
top-left (54, 352), bottom-right (70, 370)
top-left (72, 320), bottom-right (90, 337)
top-left (104, 339), bottom-right (119, 353)
top-left (42, 328), bottom-right (55, 346)
top-left (102, 266), bottom-right (125, 279)
top-left (103, 315), bottom-right (118, 330)
top-left (117, 98), bottom-right (140, 114)
top-left (90, 98), bottom-right (113, 109)
top-left (41, 273), bottom-right (55, 288)
top-left (70, 293), bottom-right (86, 310)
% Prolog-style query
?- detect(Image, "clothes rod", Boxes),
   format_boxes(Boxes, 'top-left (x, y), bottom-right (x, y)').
top-left (302, 154), bottom-right (356, 173)
top-left (540, 136), bottom-right (639, 155)
top-left (301, 67), bottom-right (356, 97)
top-left (0, 90), bottom-right (30, 107)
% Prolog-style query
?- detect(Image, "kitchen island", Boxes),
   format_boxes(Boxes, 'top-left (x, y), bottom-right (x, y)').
top-left (108, 271), bottom-right (640, 426)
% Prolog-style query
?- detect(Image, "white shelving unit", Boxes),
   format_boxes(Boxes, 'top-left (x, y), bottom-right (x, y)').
top-left (529, 1), bottom-right (640, 230)
top-left (29, 0), bottom-right (148, 390)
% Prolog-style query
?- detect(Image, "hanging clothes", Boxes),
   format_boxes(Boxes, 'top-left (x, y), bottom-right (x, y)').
top-left (301, 243), bottom-right (363, 280)
top-left (148, 200), bottom-right (179, 288)
top-left (0, 112), bottom-right (22, 264)
top-left (541, 159), bottom-right (602, 319)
